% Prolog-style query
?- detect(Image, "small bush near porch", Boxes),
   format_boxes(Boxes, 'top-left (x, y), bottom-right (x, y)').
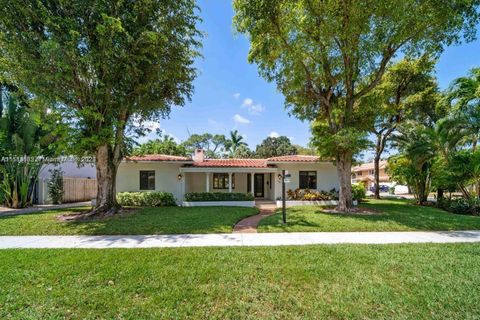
top-left (117, 192), bottom-right (176, 207)
top-left (185, 192), bottom-right (254, 201)
top-left (0, 206), bottom-right (258, 235)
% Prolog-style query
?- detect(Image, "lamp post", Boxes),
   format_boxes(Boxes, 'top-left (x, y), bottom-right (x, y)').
top-left (281, 170), bottom-right (291, 224)
top-left (282, 170), bottom-right (286, 224)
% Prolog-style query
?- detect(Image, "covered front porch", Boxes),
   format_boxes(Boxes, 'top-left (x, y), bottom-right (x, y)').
top-left (179, 167), bottom-right (279, 201)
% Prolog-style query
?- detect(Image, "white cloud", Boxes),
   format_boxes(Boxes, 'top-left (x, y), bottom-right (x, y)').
top-left (269, 131), bottom-right (280, 138)
top-left (241, 98), bottom-right (265, 115)
top-left (233, 114), bottom-right (250, 124)
top-left (130, 115), bottom-right (161, 132)
top-left (233, 93), bottom-right (240, 100)
top-left (242, 98), bottom-right (253, 107)
top-left (143, 121), bottom-right (161, 131)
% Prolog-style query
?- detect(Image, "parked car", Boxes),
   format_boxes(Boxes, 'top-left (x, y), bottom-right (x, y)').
top-left (370, 185), bottom-right (390, 192)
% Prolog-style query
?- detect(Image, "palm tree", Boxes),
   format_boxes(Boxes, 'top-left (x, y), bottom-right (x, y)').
top-left (0, 95), bottom-right (43, 208)
top-left (446, 67), bottom-right (480, 149)
top-left (444, 68), bottom-right (480, 196)
top-left (226, 130), bottom-right (247, 156)
top-left (391, 122), bottom-right (438, 204)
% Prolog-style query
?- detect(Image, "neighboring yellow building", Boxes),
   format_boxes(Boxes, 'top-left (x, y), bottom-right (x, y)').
top-left (351, 160), bottom-right (391, 190)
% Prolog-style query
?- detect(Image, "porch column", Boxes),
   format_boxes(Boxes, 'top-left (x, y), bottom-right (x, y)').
top-left (250, 172), bottom-right (255, 196)
top-left (180, 172), bottom-right (186, 201)
top-left (228, 172), bottom-right (232, 193)
top-left (206, 172), bottom-right (210, 192)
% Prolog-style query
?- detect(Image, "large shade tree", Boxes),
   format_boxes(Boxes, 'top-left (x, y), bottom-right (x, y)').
top-left (132, 135), bottom-right (188, 157)
top-left (234, 0), bottom-right (479, 211)
top-left (255, 136), bottom-right (297, 158)
top-left (0, 0), bottom-right (201, 215)
top-left (181, 133), bottom-right (228, 159)
top-left (364, 57), bottom-right (438, 199)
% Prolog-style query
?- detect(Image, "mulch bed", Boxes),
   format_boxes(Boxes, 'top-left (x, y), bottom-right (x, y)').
top-left (56, 207), bottom-right (137, 222)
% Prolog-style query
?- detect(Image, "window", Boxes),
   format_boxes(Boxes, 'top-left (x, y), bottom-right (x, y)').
top-left (357, 171), bottom-right (363, 176)
top-left (299, 171), bottom-right (317, 189)
top-left (213, 173), bottom-right (235, 189)
top-left (140, 171), bottom-right (155, 190)
top-left (369, 170), bottom-right (375, 175)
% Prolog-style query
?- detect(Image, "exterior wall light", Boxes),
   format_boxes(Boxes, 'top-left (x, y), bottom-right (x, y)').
top-left (177, 174), bottom-right (183, 181)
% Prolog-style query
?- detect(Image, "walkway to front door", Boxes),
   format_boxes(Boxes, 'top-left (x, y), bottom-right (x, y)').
top-left (233, 200), bottom-right (276, 233)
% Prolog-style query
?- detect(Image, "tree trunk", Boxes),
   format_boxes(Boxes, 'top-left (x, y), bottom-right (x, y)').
top-left (416, 180), bottom-right (427, 204)
top-left (437, 188), bottom-right (444, 201)
top-left (94, 144), bottom-right (120, 215)
top-left (373, 155), bottom-right (381, 199)
top-left (336, 151), bottom-right (353, 212)
top-left (458, 184), bottom-right (471, 200)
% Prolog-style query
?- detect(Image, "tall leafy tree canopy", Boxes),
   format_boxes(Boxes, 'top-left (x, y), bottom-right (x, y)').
top-left (255, 136), bottom-right (297, 158)
top-left (0, 0), bottom-right (202, 214)
top-left (363, 57), bottom-right (438, 198)
top-left (234, 0), bottom-right (479, 210)
top-left (181, 133), bottom-right (228, 159)
top-left (132, 135), bottom-right (187, 157)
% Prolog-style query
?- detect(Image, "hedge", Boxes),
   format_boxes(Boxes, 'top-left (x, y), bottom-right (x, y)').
top-left (117, 192), bottom-right (176, 207)
top-left (184, 192), bottom-right (254, 202)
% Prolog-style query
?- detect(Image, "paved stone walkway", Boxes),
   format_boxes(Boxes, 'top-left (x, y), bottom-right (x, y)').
top-left (233, 201), bottom-right (277, 233)
top-left (0, 202), bottom-right (91, 217)
top-left (1, 231), bottom-right (480, 248)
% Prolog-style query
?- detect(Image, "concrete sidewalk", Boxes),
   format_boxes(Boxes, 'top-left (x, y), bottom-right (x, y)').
top-left (1, 231), bottom-right (480, 249)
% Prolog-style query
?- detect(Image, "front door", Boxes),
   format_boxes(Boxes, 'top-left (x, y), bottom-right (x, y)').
top-left (254, 174), bottom-right (264, 198)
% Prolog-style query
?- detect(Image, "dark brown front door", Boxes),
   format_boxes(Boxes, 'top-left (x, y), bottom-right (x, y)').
top-left (254, 174), bottom-right (264, 198)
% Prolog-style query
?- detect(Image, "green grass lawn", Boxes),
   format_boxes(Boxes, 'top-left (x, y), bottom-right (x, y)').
top-left (1, 244), bottom-right (480, 319)
top-left (259, 198), bottom-right (480, 232)
top-left (0, 206), bottom-right (258, 235)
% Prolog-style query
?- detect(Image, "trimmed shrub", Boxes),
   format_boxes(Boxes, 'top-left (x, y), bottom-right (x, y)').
top-left (352, 183), bottom-right (366, 201)
top-left (117, 192), bottom-right (176, 207)
top-left (286, 188), bottom-right (339, 201)
top-left (184, 192), bottom-right (254, 202)
top-left (48, 168), bottom-right (64, 204)
top-left (437, 197), bottom-right (480, 216)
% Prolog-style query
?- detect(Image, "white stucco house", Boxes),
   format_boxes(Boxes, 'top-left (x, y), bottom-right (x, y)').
top-left (117, 149), bottom-right (340, 205)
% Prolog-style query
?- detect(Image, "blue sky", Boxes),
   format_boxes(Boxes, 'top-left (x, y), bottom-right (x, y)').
top-left (144, 1), bottom-right (480, 151)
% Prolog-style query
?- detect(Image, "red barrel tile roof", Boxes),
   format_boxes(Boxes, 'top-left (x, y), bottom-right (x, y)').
top-left (124, 154), bottom-right (325, 166)
top-left (191, 159), bottom-right (268, 168)
top-left (266, 155), bottom-right (320, 162)
top-left (125, 154), bottom-right (191, 162)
